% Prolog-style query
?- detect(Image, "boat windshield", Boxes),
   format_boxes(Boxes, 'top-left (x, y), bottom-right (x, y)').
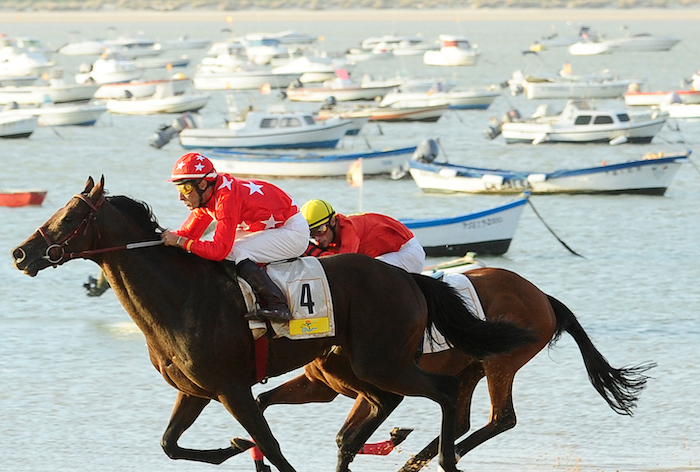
top-left (617, 114), bottom-right (630, 122)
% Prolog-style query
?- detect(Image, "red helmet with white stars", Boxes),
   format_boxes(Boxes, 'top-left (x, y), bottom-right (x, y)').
top-left (168, 152), bottom-right (217, 182)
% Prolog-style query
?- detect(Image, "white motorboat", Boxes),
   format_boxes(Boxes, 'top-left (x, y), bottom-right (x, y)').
top-left (360, 35), bottom-right (431, 56)
top-left (208, 146), bottom-right (417, 178)
top-left (530, 25), bottom-right (598, 50)
top-left (624, 81), bottom-right (700, 106)
top-left (658, 93), bottom-right (700, 119)
top-left (103, 35), bottom-right (161, 59)
top-left (316, 102), bottom-right (447, 123)
top-left (106, 82), bottom-right (210, 115)
top-left (193, 69), bottom-right (301, 91)
top-left (570, 32), bottom-right (680, 56)
top-left (490, 101), bottom-right (668, 145)
top-left (423, 35), bottom-right (480, 67)
top-left (0, 81), bottom-right (99, 105)
top-left (0, 45), bottom-right (55, 78)
top-left (155, 35), bottom-right (212, 51)
top-left (568, 40), bottom-right (611, 56)
top-left (379, 89), bottom-right (500, 110)
top-left (94, 76), bottom-right (192, 99)
top-left (271, 57), bottom-right (341, 84)
top-left (285, 71), bottom-right (396, 102)
top-left (57, 40), bottom-right (106, 56)
top-left (0, 107), bottom-right (38, 138)
top-left (399, 196), bottom-right (528, 256)
top-left (15, 101), bottom-right (107, 126)
top-left (344, 47), bottom-right (393, 62)
top-left (179, 110), bottom-right (354, 149)
top-left (603, 32), bottom-right (681, 52)
top-left (75, 54), bottom-right (142, 84)
top-left (241, 35), bottom-right (289, 65)
top-left (197, 42), bottom-right (250, 74)
top-left (523, 75), bottom-right (637, 100)
top-left (408, 143), bottom-right (688, 196)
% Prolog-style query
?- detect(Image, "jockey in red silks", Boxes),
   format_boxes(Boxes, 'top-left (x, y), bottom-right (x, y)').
top-left (299, 199), bottom-right (425, 273)
top-left (161, 152), bottom-right (309, 321)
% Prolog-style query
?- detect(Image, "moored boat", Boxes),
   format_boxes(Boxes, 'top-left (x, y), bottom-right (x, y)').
top-left (179, 109), bottom-right (354, 150)
top-left (488, 100), bottom-right (668, 145)
top-left (0, 189), bottom-right (46, 206)
top-left (408, 143), bottom-right (688, 196)
top-left (399, 196), bottom-right (528, 256)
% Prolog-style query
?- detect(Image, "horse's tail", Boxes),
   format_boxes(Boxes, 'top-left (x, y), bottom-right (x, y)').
top-left (546, 294), bottom-right (656, 416)
top-left (411, 273), bottom-right (537, 359)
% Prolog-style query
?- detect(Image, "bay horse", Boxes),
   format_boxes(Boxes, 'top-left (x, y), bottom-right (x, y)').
top-left (11, 176), bottom-right (536, 472)
top-left (252, 269), bottom-right (656, 472)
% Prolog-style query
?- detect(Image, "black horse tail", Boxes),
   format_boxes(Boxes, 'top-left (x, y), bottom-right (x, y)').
top-left (411, 273), bottom-right (537, 359)
top-left (547, 294), bottom-right (656, 416)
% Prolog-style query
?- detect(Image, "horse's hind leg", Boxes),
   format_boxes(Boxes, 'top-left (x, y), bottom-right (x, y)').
top-left (398, 363), bottom-right (485, 472)
top-left (161, 391), bottom-right (254, 464)
top-left (454, 363), bottom-right (518, 459)
top-left (256, 371), bottom-right (342, 412)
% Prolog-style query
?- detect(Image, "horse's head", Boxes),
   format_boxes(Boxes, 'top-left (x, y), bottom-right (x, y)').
top-left (12, 176), bottom-right (106, 277)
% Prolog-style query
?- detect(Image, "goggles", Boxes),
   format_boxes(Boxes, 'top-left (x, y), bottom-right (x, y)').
top-left (176, 181), bottom-right (197, 196)
top-left (310, 223), bottom-right (329, 238)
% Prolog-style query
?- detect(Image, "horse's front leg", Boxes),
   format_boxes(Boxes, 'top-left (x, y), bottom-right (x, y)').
top-left (336, 391), bottom-right (404, 472)
top-left (219, 385), bottom-right (296, 472)
top-left (161, 391), bottom-right (254, 464)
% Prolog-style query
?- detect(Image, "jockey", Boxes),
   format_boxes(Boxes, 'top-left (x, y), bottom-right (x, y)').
top-left (300, 199), bottom-right (425, 273)
top-left (161, 152), bottom-right (309, 321)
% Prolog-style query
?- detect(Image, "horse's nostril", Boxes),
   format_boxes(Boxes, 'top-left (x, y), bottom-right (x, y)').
top-left (12, 247), bottom-right (25, 262)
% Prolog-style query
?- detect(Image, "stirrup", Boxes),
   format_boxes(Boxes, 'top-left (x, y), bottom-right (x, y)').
top-left (244, 306), bottom-right (291, 322)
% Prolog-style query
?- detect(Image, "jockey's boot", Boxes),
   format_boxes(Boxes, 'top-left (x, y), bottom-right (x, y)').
top-left (236, 259), bottom-right (291, 322)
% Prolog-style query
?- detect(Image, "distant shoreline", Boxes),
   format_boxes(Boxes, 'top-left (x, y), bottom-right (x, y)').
top-left (2, 7), bottom-right (700, 23)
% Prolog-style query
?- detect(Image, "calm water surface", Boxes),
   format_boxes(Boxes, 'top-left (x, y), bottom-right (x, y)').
top-left (1, 15), bottom-right (699, 472)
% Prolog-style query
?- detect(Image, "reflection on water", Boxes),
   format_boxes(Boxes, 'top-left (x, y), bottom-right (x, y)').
top-left (1, 16), bottom-right (699, 472)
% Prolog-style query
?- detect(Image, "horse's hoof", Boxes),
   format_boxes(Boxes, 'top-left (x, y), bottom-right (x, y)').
top-left (230, 437), bottom-right (255, 452)
top-left (390, 427), bottom-right (413, 446)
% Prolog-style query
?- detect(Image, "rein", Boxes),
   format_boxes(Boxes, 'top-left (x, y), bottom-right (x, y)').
top-left (38, 193), bottom-right (163, 266)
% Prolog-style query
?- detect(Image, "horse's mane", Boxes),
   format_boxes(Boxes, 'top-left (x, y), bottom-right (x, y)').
top-left (106, 195), bottom-right (164, 237)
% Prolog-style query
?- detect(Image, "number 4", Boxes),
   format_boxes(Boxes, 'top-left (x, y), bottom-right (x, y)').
top-left (299, 283), bottom-right (315, 315)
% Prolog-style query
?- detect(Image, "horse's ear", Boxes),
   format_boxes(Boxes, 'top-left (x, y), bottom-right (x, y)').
top-left (83, 176), bottom-right (95, 194)
top-left (88, 175), bottom-right (105, 200)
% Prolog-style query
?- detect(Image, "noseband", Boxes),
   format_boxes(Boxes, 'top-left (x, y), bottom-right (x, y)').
top-left (38, 193), bottom-right (106, 265)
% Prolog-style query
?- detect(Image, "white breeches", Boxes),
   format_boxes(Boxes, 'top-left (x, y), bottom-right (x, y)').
top-left (376, 237), bottom-right (426, 273)
top-left (227, 212), bottom-right (310, 264)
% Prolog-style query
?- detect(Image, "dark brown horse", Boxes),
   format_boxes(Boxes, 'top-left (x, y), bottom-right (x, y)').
top-left (253, 268), bottom-right (656, 472)
top-left (11, 176), bottom-right (535, 472)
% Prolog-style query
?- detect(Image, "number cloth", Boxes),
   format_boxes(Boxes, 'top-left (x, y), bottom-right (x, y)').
top-left (173, 173), bottom-right (309, 263)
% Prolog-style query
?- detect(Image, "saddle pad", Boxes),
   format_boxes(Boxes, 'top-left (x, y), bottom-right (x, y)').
top-left (242, 257), bottom-right (335, 341)
top-left (422, 273), bottom-right (485, 354)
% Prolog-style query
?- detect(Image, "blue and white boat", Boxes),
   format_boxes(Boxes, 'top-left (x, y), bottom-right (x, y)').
top-left (409, 151), bottom-right (689, 196)
top-left (208, 146), bottom-right (417, 178)
top-left (400, 196), bottom-right (528, 256)
top-left (179, 110), bottom-right (354, 150)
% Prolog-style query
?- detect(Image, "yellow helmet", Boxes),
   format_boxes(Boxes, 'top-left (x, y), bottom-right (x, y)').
top-left (300, 199), bottom-right (335, 229)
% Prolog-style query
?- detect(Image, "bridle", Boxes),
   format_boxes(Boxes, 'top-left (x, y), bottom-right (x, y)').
top-left (37, 192), bottom-right (162, 266)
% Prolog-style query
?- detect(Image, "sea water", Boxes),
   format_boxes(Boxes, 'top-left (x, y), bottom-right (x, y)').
top-left (0, 15), bottom-right (699, 472)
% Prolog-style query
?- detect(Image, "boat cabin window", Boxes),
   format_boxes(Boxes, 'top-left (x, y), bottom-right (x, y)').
top-left (593, 115), bottom-right (614, 125)
top-left (574, 115), bottom-right (592, 125)
top-left (260, 118), bottom-right (278, 128)
top-left (617, 113), bottom-right (630, 122)
top-left (304, 115), bottom-right (315, 125)
top-left (280, 117), bottom-right (302, 128)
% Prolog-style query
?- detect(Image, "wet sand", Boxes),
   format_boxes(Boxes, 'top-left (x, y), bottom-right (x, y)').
top-left (2, 7), bottom-right (700, 24)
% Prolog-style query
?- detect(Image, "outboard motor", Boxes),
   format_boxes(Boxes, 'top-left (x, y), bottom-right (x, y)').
top-left (321, 96), bottom-right (337, 110)
top-left (149, 112), bottom-right (198, 149)
top-left (3, 101), bottom-right (19, 111)
top-left (484, 109), bottom-right (521, 140)
top-left (411, 139), bottom-right (440, 164)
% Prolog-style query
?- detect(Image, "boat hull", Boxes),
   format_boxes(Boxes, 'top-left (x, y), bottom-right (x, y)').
top-left (0, 83), bottom-right (100, 105)
top-left (400, 197), bottom-right (527, 256)
top-left (106, 94), bottom-right (210, 114)
top-left (369, 105), bottom-right (448, 122)
top-left (94, 78), bottom-right (192, 99)
top-left (380, 90), bottom-right (499, 110)
top-left (208, 146), bottom-right (416, 177)
top-left (525, 80), bottom-right (632, 99)
top-left (286, 85), bottom-right (396, 102)
top-left (0, 114), bottom-right (38, 138)
top-left (179, 120), bottom-right (352, 150)
top-left (0, 190), bottom-right (46, 206)
top-left (192, 71), bottom-right (301, 90)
